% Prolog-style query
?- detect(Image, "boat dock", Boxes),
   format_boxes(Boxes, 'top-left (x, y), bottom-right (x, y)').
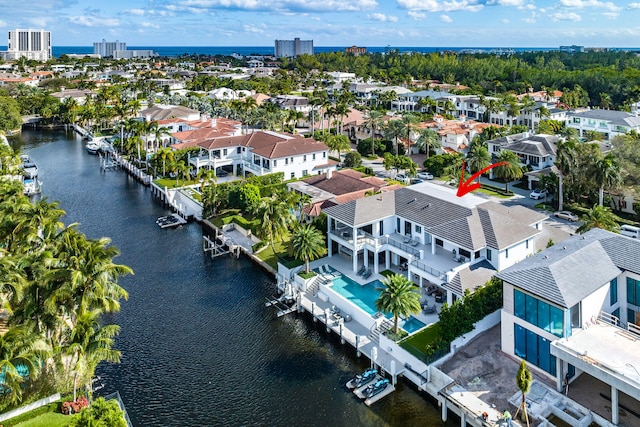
top-left (352, 375), bottom-right (396, 406)
top-left (202, 233), bottom-right (241, 259)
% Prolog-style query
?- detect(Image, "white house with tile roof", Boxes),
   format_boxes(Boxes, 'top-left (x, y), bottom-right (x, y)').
top-left (497, 228), bottom-right (640, 426)
top-left (322, 182), bottom-right (546, 305)
top-left (172, 130), bottom-right (335, 179)
top-left (567, 109), bottom-right (640, 141)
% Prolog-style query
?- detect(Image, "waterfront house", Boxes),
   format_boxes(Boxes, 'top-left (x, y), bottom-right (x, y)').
top-left (497, 228), bottom-right (640, 426)
top-left (322, 182), bottom-right (546, 304)
top-left (140, 104), bottom-right (201, 122)
top-left (172, 129), bottom-right (335, 179)
top-left (287, 169), bottom-right (389, 221)
top-left (566, 108), bottom-right (640, 141)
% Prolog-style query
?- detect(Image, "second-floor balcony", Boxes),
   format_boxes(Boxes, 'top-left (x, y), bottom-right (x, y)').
top-left (329, 228), bottom-right (470, 281)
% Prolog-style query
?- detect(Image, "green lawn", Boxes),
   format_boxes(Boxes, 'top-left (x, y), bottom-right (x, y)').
top-left (14, 412), bottom-right (73, 427)
top-left (400, 323), bottom-right (443, 360)
top-left (153, 178), bottom-right (199, 188)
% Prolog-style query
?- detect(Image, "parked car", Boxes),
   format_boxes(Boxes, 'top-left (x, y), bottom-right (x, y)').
top-left (417, 171), bottom-right (434, 180)
top-left (395, 174), bottom-right (408, 182)
top-left (529, 188), bottom-right (549, 200)
top-left (554, 211), bottom-right (579, 222)
top-left (410, 178), bottom-right (423, 185)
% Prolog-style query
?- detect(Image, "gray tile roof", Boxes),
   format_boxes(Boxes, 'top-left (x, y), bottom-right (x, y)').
top-left (496, 228), bottom-right (639, 308)
top-left (323, 184), bottom-right (543, 251)
top-left (502, 134), bottom-right (560, 157)
top-left (570, 109), bottom-right (640, 127)
top-left (323, 190), bottom-right (396, 226)
top-left (445, 260), bottom-right (496, 295)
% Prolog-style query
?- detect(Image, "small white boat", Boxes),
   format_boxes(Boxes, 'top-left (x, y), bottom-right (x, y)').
top-left (20, 155), bottom-right (38, 178)
top-left (156, 213), bottom-right (187, 229)
top-left (86, 142), bottom-right (100, 154)
top-left (23, 178), bottom-right (42, 196)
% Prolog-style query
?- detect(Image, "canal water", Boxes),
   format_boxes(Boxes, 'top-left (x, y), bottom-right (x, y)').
top-left (15, 129), bottom-right (455, 427)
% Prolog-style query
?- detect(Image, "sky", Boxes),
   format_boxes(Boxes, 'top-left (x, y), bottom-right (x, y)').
top-left (1, 0), bottom-right (640, 48)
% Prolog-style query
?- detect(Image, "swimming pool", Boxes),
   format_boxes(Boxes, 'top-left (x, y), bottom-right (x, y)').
top-left (401, 316), bottom-right (427, 333)
top-left (330, 275), bottom-right (382, 316)
top-left (329, 275), bottom-right (427, 333)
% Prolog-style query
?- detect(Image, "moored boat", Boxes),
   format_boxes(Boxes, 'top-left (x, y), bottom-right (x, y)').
top-left (156, 213), bottom-right (187, 229)
top-left (362, 378), bottom-right (390, 399)
top-left (346, 368), bottom-right (378, 389)
top-left (86, 142), bottom-right (100, 154)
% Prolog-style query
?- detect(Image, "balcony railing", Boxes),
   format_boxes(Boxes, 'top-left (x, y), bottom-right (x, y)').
top-left (411, 259), bottom-right (445, 280)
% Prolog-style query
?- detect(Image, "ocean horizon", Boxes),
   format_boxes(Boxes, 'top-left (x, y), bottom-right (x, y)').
top-left (1, 45), bottom-right (625, 58)
top-left (1, 45), bottom-right (639, 58)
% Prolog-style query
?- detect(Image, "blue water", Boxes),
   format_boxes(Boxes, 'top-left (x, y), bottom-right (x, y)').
top-left (0, 45), bottom-right (600, 58)
top-left (331, 276), bottom-right (383, 316)
top-left (12, 128), bottom-right (456, 427)
top-left (401, 317), bottom-right (427, 334)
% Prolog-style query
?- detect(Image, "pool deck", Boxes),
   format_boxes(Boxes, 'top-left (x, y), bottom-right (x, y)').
top-left (310, 256), bottom-right (443, 326)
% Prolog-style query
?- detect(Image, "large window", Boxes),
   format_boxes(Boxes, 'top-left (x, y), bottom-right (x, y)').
top-left (514, 325), bottom-right (557, 376)
top-left (627, 277), bottom-right (640, 306)
top-left (514, 290), bottom-right (564, 337)
top-left (610, 278), bottom-right (618, 306)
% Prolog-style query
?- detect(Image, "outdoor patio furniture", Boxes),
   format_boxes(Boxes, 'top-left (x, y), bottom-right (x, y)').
top-left (357, 265), bottom-right (366, 276)
top-left (423, 304), bottom-right (436, 314)
top-left (403, 236), bottom-right (411, 243)
top-left (411, 239), bottom-right (419, 246)
top-left (362, 269), bottom-right (372, 279)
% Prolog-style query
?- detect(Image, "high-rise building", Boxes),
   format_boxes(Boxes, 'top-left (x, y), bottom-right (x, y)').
top-left (274, 38), bottom-right (313, 58)
top-left (93, 39), bottom-right (127, 58)
top-left (3, 29), bottom-right (51, 61)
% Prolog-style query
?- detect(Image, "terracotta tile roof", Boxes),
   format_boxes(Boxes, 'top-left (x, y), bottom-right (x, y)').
top-left (248, 132), bottom-right (328, 159)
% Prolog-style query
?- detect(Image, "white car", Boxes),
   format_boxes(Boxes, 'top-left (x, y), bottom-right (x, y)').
top-left (554, 211), bottom-right (579, 222)
top-left (395, 174), bottom-right (408, 182)
top-left (529, 188), bottom-right (549, 199)
top-left (417, 171), bottom-right (434, 180)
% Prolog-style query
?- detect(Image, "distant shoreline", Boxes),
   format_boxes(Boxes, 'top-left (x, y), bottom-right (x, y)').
top-left (2, 45), bottom-right (640, 58)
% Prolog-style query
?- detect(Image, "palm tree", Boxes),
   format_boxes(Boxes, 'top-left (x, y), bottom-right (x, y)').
top-left (514, 360), bottom-right (533, 427)
top-left (66, 309), bottom-right (121, 402)
top-left (375, 273), bottom-right (421, 334)
top-left (415, 128), bottom-right (440, 159)
top-left (493, 150), bottom-right (523, 192)
top-left (0, 325), bottom-right (48, 405)
top-left (325, 134), bottom-right (351, 161)
top-left (289, 224), bottom-right (326, 274)
top-left (466, 143), bottom-right (491, 184)
top-left (400, 113), bottom-right (420, 156)
top-left (576, 205), bottom-right (620, 234)
top-left (154, 147), bottom-right (175, 177)
top-left (555, 138), bottom-right (577, 211)
top-left (254, 196), bottom-right (294, 256)
top-left (594, 153), bottom-right (622, 207)
top-left (384, 120), bottom-right (405, 155)
top-left (363, 110), bottom-right (384, 156)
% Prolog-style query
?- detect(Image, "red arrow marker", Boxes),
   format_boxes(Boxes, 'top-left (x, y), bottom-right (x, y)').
top-left (456, 161), bottom-right (508, 197)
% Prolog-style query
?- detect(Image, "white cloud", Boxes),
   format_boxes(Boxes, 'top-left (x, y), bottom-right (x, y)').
top-left (558, 0), bottom-right (620, 11)
top-left (0, 19), bottom-right (6, 28)
top-left (125, 8), bottom-right (146, 16)
top-left (522, 11), bottom-right (537, 22)
top-left (408, 11), bottom-right (427, 19)
top-left (501, 18), bottom-right (510, 23)
top-left (173, 0), bottom-right (378, 12)
top-left (440, 14), bottom-right (453, 22)
top-left (602, 11), bottom-right (619, 17)
top-left (140, 22), bottom-right (160, 28)
top-left (367, 13), bottom-right (399, 21)
top-left (243, 24), bottom-right (265, 33)
top-left (549, 11), bottom-right (581, 20)
top-left (522, 3), bottom-right (536, 9)
top-left (629, 2), bottom-right (640, 8)
top-left (69, 15), bottom-right (120, 27)
top-left (487, 0), bottom-right (525, 6)
top-left (397, 0), bottom-right (483, 12)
